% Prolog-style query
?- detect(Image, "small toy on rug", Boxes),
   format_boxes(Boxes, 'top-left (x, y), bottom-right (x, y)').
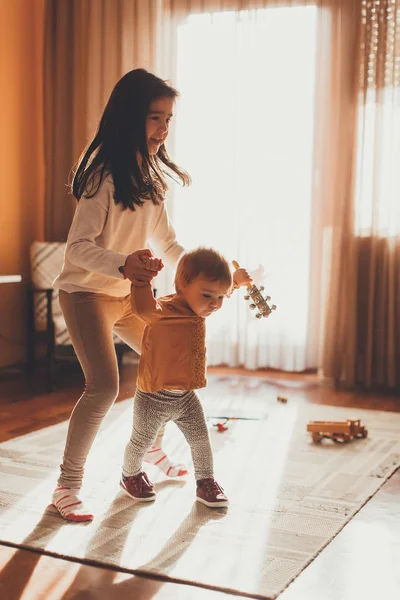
top-left (209, 416), bottom-right (262, 432)
top-left (213, 419), bottom-right (230, 432)
top-left (277, 395), bottom-right (288, 403)
top-left (307, 419), bottom-right (368, 443)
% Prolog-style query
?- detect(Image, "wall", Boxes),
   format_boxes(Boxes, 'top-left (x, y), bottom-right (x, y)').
top-left (0, 0), bottom-right (45, 367)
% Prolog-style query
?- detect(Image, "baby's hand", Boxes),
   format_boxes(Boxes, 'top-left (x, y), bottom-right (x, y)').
top-left (141, 255), bottom-right (164, 273)
top-left (233, 268), bottom-right (252, 288)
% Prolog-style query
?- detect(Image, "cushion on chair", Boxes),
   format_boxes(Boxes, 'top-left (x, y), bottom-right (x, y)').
top-left (30, 241), bottom-right (124, 346)
top-left (30, 241), bottom-right (66, 335)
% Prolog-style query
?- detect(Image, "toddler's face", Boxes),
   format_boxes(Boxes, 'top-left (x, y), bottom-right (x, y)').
top-left (180, 276), bottom-right (231, 318)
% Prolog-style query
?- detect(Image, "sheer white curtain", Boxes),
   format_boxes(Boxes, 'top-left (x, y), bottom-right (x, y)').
top-left (354, 1), bottom-right (400, 238)
top-left (168, 7), bottom-right (319, 370)
top-left (355, 89), bottom-right (400, 237)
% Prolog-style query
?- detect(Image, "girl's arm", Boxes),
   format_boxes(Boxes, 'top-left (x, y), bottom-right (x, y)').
top-left (66, 186), bottom-right (128, 280)
top-left (149, 202), bottom-right (185, 267)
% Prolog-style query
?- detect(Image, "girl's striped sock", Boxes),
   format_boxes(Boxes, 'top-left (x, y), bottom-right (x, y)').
top-left (143, 446), bottom-right (188, 477)
top-left (52, 486), bottom-right (94, 522)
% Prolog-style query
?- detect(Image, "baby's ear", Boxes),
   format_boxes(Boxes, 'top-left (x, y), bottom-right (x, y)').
top-left (180, 275), bottom-right (190, 289)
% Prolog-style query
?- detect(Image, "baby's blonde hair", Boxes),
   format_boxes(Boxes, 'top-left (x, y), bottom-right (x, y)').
top-left (175, 247), bottom-right (232, 292)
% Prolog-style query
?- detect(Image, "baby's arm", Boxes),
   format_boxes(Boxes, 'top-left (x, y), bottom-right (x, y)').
top-left (130, 283), bottom-right (161, 324)
top-left (232, 267), bottom-right (252, 289)
top-left (227, 265), bottom-right (253, 297)
top-left (130, 254), bottom-right (166, 323)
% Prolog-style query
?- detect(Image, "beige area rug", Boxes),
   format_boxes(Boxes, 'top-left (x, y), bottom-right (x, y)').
top-left (1, 379), bottom-right (400, 599)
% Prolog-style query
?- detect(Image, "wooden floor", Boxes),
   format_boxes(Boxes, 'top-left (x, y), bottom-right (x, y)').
top-left (0, 361), bottom-right (399, 600)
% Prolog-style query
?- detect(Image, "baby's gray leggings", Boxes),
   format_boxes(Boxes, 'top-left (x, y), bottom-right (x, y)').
top-left (123, 388), bottom-right (214, 481)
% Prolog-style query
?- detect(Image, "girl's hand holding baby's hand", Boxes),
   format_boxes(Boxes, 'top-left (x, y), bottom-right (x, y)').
top-left (233, 268), bottom-right (252, 288)
top-left (140, 255), bottom-right (164, 272)
top-left (123, 249), bottom-right (163, 286)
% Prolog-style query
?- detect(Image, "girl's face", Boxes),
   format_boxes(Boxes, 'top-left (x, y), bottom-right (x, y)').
top-left (179, 275), bottom-right (231, 318)
top-left (146, 97), bottom-right (174, 155)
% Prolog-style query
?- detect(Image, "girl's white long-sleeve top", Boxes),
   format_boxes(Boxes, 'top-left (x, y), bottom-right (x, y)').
top-left (53, 177), bottom-right (184, 297)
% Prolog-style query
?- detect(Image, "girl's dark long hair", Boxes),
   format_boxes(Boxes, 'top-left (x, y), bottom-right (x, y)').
top-left (72, 69), bottom-right (191, 210)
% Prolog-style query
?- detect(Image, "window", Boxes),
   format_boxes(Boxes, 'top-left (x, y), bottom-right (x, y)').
top-left (172, 7), bottom-right (318, 370)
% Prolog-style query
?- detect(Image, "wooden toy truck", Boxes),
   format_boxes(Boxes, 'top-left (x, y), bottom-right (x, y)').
top-left (307, 419), bottom-right (368, 443)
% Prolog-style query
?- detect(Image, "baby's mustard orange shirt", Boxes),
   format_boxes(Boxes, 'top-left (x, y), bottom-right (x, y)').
top-left (131, 284), bottom-right (207, 393)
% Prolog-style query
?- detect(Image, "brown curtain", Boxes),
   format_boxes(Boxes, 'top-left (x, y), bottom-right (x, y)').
top-left (43, 0), bottom-right (162, 241)
top-left (320, 0), bottom-right (400, 388)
